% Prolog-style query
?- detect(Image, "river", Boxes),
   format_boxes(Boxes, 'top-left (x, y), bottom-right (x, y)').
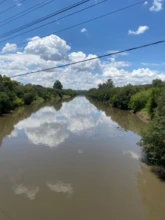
top-left (0, 96), bottom-right (165, 220)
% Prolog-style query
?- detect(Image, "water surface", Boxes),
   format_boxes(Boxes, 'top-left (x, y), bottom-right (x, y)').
top-left (0, 97), bottom-right (165, 220)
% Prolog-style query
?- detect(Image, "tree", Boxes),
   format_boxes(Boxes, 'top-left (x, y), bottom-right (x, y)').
top-left (152, 79), bottom-right (163, 87)
top-left (98, 79), bottom-right (114, 89)
top-left (129, 89), bottom-right (151, 112)
top-left (24, 92), bottom-right (35, 105)
top-left (0, 92), bottom-right (13, 113)
top-left (53, 80), bottom-right (63, 90)
top-left (106, 79), bottom-right (114, 88)
top-left (140, 88), bottom-right (165, 172)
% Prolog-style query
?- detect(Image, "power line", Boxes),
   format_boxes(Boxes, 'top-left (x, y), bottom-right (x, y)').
top-left (0, 0), bottom-right (89, 38)
top-left (0, 0), bottom-right (6, 5)
top-left (0, 0), bottom-right (55, 27)
top-left (0, 0), bottom-right (107, 45)
top-left (0, 0), bottom-right (26, 15)
top-left (0, 0), bottom-right (145, 46)
top-left (10, 40), bottom-right (165, 79)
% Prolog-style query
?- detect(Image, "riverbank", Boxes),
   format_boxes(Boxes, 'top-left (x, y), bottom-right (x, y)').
top-left (87, 78), bottom-right (165, 180)
top-left (0, 76), bottom-right (76, 115)
top-left (135, 111), bottom-right (150, 123)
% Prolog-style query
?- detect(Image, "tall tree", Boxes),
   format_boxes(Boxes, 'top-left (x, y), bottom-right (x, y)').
top-left (53, 80), bottom-right (63, 90)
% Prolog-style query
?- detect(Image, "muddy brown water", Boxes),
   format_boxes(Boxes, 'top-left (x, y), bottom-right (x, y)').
top-left (0, 97), bottom-right (165, 220)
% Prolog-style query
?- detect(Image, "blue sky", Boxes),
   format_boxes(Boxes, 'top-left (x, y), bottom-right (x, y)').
top-left (0, 0), bottom-right (165, 89)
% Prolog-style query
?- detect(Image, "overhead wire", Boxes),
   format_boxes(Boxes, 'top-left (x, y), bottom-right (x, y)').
top-left (0, 0), bottom-right (6, 5)
top-left (0, 0), bottom-right (55, 27)
top-left (9, 40), bottom-right (165, 79)
top-left (0, 0), bottom-right (89, 38)
top-left (0, 0), bottom-right (26, 15)
top-left (0, 0), bottom-right (107, 44)
top-left (0, 0), bottom-right (146, 46)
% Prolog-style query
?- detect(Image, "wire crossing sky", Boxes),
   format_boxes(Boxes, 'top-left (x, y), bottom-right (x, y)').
top-left (0, 0), bottom-right (144, 46)
top-left (10, 40), bottom-right (165, 78)
top-left (0, 0), bottom-right (89, 38)
top-left (0, 0), bottom-right (55, 27)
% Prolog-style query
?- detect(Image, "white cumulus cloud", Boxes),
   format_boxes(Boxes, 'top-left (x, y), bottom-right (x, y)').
top-left (80, 28), bottom-right (87, 33)
top-left (24, 35), bottom-right (71, 61)
top-left (128, 26), bottom-right (149, 35)
top-left (0, 34), bottom-right (165, 89)
top-left (150, 0), bottom-right (163, 12)
top-left (2, 43), bottom-right (17, 53)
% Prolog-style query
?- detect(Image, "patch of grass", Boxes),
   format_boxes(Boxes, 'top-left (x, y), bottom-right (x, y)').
top-left (140, 107), bottom-right (150, 118)
top-left (62, 95), bottom-right (72, 100)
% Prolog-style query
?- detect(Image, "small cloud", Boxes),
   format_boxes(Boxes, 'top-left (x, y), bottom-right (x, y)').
top-left (150, 0), bottom-right (163, 12)
top-left (144, 1), bottom-right (148, 5)
top-left (128, 26), bottom-right (149, 35)
top-left (2, 43), bottom-right (17, 53)
top-left (80, 28), bottom-right (87, 33)
top-left (141, 62), bottom-right (163, 66)
top-left (14, 0), bottom-right (22, 6)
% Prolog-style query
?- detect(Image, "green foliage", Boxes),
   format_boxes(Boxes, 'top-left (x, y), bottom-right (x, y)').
top-left (24, 92), bottom-right (35, 105)
top-left (99, 79), bottom-right (114, 89)
top-left (111, 84), bottom-right (138, 109)
top-left (152, 79), bottom-right (163, 88)
top-left (0, 92), bottom-right (13, 113)
top-left (53, 80), bottom-right (63, 90)
top-left (147, 88), bottom-right (160, 118)
top-left (13, 97), bottom-right (24, 107)
top-left (129, 89), bottom-right (151, 112)
top-left (140, 88), bottom-right (165, 172)
top-left (88, 81), bottom-right (139, 110)
top-left (140, 119), bottom-right (165, 166)
top-left (0, 75), bottom-right (75, 114)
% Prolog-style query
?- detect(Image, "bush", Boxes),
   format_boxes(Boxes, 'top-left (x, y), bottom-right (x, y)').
top-left (13, 97), bottom-right (24, 107)
top-left (0, 92), bottom-right (13, 113)
top-left (140, 89), bottom-right (165, 167)
top-left (129, 90), bottom-right (151, 112)
top-left (24, 93), bottom-right (35, 105)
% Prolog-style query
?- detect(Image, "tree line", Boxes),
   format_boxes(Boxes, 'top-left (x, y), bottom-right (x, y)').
top-left (0, 76), bottom-right (76, 114)
top-left (87, 79), bottom-right (165, 178)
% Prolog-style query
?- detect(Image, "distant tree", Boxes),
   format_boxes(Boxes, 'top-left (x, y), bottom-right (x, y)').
top-left (0, 92), bottom-right (13, 113)
top-left (152, 79), bottom-right (163, 87)
top-left (24, 92), bottom-right (35, 105)
top-left (53, 80), bottom-right (63, 90)
top-left (98, 79), bottom-right (114, 89)
top-left (106, 79), bottom-right (115, 88)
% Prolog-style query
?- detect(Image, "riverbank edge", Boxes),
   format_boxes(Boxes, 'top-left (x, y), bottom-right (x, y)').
top-left (0, 95), bottom-right (74, 116)
top-left (87, 97), bottom-right (150, 123)
top-left (135, 111), bottom-right (150, 123)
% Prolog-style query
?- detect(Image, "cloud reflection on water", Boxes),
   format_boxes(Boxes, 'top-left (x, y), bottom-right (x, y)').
top-left (47, 181), bottom-right (73, 198)
top-left (13, 184), bottom-right (39, 200)
top-left (123, 151), bottom-right (140, 160)
top-left (9, 97), bottom-right (120, 148)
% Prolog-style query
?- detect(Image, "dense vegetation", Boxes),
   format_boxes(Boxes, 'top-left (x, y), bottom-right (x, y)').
top-left (0, 75), bottom-right (76, 114)
top-left (87, 79), bottom-right (165, 177)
